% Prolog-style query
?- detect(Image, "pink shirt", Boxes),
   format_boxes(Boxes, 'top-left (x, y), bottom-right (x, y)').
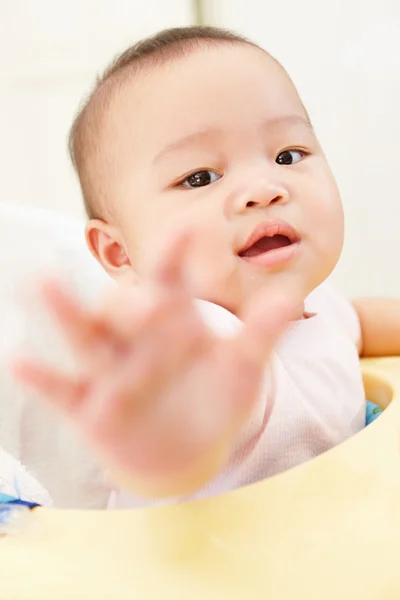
top-left (113, 283), bottom-right (365, 508)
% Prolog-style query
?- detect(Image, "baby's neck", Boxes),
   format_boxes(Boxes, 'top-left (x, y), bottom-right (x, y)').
top-left (219, 298), bottom-right (306, 322)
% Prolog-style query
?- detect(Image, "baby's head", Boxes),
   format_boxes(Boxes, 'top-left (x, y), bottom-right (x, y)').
top-left (69, 26), bottom-right (344, 315)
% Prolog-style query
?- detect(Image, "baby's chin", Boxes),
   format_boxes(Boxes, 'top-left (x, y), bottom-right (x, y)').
top-left (226, 267), bottom-right (314, 317)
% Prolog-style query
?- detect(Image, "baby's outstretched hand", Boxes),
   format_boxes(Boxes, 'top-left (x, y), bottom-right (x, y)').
top-left (12, 230), bottom-right (294, 498)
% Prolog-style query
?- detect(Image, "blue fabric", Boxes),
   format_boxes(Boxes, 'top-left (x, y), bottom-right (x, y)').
top-left (0, 497), bottom-right (39, 527)
top-left (0, 492), bottom-right (40, 509)
top-left (0, 493), bottom-right (17, 503)
top-left (366, 400), bottom-right (383, 425)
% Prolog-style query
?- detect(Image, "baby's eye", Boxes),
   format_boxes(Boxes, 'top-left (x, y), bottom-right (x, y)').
top-left (276, 149), bottom-right (306, 165)
top-left (181, 170), bottom-right (221, 189)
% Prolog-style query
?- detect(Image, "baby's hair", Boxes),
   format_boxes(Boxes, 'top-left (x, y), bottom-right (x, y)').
top-left (68, 26), bottom-right (264, 220)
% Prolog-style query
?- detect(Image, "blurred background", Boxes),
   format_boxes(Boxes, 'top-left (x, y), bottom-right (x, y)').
top-left (0, 0), bottom-right (399, 298)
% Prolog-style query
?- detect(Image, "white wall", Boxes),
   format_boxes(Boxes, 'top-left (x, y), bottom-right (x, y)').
top-left (206, 0), bottom-right (400, 298)
top-left (0, 0), bottom-right (192, 220)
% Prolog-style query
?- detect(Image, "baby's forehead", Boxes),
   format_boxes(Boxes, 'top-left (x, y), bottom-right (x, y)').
top-left (78, 42), bottom-right (308, 218)
top-left (105, 45), bottom-right (303, 143)
top-left (116, 43), bottom-right (290, 100)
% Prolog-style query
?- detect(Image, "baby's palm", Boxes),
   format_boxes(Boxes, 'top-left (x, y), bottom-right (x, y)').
top-left (12, 231), bottom-right (293, 497)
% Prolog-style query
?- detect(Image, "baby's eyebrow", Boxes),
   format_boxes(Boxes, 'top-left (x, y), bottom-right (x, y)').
top-left (265, 114), bottom-right (313, 130)
top-left (153, 114), bottom-right (313, 165)
top-left (152, 129), bottom-right (222, 165)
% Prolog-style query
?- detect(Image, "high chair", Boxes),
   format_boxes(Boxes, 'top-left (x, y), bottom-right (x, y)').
top-left (1, 357), bottom-right (399, 600)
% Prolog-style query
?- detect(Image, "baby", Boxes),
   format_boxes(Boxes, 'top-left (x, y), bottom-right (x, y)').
top-left (12, 26), bottom-right (400, 507)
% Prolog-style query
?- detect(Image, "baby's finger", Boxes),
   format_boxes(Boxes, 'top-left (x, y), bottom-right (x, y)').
top-left (11, 359), bottom-right (86, 415)
top-left (148, 229), bottom-right (192, 288)
top-left (100, 283), bottom-right (161, 343)
top-left (150, 222), bottom-right (234, 297)
top-left (101, 231), bottom-right (195, 342)
top-left (40, 279), bottom-right (110, 358)
top-left (238, 287), bottom-right (296, 367)
top-left (82, 306), bottom-right (211, 433)
top-left (216, 288), bottom-right (295, 424)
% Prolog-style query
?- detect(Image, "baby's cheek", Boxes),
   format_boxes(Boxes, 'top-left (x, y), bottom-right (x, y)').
top-left (310, 204), bottom-right (344, 280)
top-left (322, 199), bottom-right (344, 253)
top-left (307, 183), bottom-right (343, 243)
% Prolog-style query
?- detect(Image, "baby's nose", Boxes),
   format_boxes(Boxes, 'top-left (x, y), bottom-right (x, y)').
top-left (234, 181), bottom-right (290, 213)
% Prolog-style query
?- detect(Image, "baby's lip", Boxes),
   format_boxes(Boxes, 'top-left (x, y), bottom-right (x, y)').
top-left (237, 220), bottom-right (300, 256)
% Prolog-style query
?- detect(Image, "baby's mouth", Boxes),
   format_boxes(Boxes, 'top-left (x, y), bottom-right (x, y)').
top-left (238, 220), bottom-right (300, 267)
top-left (239, 234), bottom-right (292, 257)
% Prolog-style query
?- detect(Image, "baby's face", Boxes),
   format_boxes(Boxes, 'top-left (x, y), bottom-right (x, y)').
top-left (94, 44), bottom-right (344, 314)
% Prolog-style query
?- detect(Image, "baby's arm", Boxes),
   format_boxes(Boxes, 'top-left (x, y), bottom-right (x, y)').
top-left (12, 231), bottom-right (294, 500)
top-left (352, 298), bottom-right (400, 357)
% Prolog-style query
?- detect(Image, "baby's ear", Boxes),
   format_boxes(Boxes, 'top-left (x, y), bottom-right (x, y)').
top-left (86, 219), bottom-right (134, 281)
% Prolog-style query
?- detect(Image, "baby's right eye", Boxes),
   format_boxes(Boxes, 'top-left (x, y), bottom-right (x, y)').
top-left (180, 170), bottom-right (221, 189)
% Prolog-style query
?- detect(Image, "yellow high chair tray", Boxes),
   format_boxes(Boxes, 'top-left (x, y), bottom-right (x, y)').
top-left (1, 358), bottom-right (400, 600)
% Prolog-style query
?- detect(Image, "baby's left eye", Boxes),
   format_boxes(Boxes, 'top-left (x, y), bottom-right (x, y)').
top-left (276, 150), bottom-right (306, 165)
top-left (181, 170), bottom-right (221, 189)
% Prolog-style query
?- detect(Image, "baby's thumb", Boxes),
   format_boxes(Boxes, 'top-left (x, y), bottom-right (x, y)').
top-left (239, 287), bottom-right (299, 367)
